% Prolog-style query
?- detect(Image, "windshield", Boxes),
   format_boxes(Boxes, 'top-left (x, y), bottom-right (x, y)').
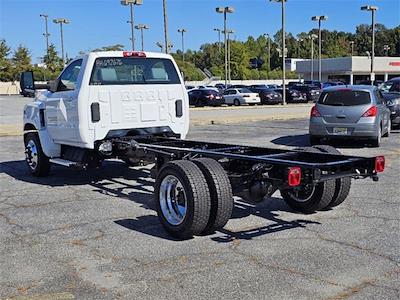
top-left (318, 90), bottom-right (371, 106)
top-left (379, 81), bottom-right (400, 93)
top-left (239, 88), bottom-right (252, 93)
top-left (90, 57), bottom-right (181, 85)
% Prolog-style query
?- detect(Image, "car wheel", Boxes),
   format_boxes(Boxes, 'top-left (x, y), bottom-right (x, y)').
top-left (383, 119), bottom-right (391, 137)
top-left (24, 132), bottom-right (51, 177)
top-left (234, 99), bottom-right (240, 106)
top-left (371, 125), bottom-right (382, 147)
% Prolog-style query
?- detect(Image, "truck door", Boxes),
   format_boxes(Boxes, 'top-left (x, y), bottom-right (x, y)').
top-left (45, 59), bottom-right (82, 143)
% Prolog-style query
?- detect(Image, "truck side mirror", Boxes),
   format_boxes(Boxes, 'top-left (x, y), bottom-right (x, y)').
top-left (20, 71), bottom-right (35, 97)
top-left (49, 79), bottom-right (60, 93)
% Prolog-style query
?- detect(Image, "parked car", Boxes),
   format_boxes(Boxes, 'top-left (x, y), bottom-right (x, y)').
top-left (185, 85), bottom-right (195, 91)
top-left (188, 89), bottom-right (224, 107)
top-left (291, 84), bottom-right (322, 102)
top-left (322, 81), bottom-right (345, 88)
top-left (287, 81), bottom-right (303, 88)
top-left (214, 83), bottom-right (227, 92)
top-left (309, 85), bottom-right (391, 147)
top-left (248, 86), bottom-right (283, 104)
top-left (229, 84), bottom-right (248, 89)
top-left (223, 88), bottom-right (261, 106)
top-left (274, 88), bottom-right (307, 103)
top-left (304, 80), bottom-right (323, 89)
top-left (379, 77), bottom-right (400, 128)
top-left (266, 84), bottom-right (279, 89)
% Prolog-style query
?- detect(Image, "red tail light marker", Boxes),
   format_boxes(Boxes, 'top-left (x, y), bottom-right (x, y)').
top-left (123, 51), bottom-right (146, 58)
top-left (310, 106), bottom-right (321, 117)
top-left (375, 156), bottom-right (385, 173)
top-left (362, 106), bottom-right (377, 117)
top-left (288, 167), bottom-right (302, 187)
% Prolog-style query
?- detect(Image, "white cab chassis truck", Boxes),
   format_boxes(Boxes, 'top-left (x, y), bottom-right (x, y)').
top-left (23, 51), bottom-right (385, 239)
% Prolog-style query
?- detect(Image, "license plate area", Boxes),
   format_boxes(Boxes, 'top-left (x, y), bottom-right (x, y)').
top-left (333, 127), bottom-right (348, 135)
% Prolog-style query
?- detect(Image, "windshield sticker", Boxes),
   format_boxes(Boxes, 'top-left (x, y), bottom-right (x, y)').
top-left (95, 58), bottom-right (123, 67)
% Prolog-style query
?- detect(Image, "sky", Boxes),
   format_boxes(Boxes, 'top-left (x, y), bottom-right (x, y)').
top-left (1, 0), bottom-right (399, 63)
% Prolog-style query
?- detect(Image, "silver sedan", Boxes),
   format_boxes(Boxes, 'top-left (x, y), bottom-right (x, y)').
top-left (309, 85), bottom-right (391, 147)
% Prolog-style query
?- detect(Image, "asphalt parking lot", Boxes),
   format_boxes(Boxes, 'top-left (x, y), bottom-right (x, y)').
top-left (0, 100), bottom-right (399, 299)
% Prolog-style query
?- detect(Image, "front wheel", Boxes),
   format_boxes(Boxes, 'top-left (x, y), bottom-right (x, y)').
top-left (24, 132), bottom-right (51, 177)
top-left (371, 125), bottom-right (382, 147)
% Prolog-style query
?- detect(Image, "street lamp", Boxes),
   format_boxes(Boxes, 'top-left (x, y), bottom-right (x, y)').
top-left (162, 0), bottom-right (169, 54)
top-left (263, 33), bottom-right (271, 71)
top-left (270, 0), bottom-right (287, 105)
top-left (383, 44), bottom-right (390, 57)
top-left (53, 18), bottom-right (69, 64)
top-left (349, 41), bottom-right (355, 56)
top-left (177, 28), bottom-right (187, 61)
top-left (361, 5), bottom-right (378, 85)
top-left (135, 24), bottom-right (149, 51)
top-left (223, 29), bottom-right (234, 83)
top-left (216, 6), bottom-right (234, 88)
top-left (309, 34), bottom-right (318, 81)
top-left (40, 14), bottom-right (50, 55)
top-left (121, 0), bottom-right (143, 51)
top-left (156, 42), bottom-right (172, 53)
top-left (311, 15), bottom-right (328, 82)
top-left (297, 38), bottom-right (304, 58)
top-left (214, 28), bottom-right (222, 53)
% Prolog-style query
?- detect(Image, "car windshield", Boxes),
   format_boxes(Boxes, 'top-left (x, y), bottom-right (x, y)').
top-left (379, 81), bottom-right (400, 93)
top-left (238, 88), bottom-right (252, 93)
top-left (318, 90), bottom-right (371, 106)
top-left (90, 57), bottom-right (181, 85)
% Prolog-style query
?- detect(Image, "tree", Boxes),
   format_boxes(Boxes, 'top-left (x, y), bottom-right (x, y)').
top-left (0, 39), bottom-right (13, 81)
top-left (11, 45), bottom-right (31, 80)
top-left (93, 44), bottom-right (125, 52)
top-left (43, 44), bottom-right (63, 74)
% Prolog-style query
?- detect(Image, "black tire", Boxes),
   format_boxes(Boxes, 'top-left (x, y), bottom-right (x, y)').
top-left (154, 160), bottom-right (211, 239)
top-left (309, 135), bottom-right (320, 146)
top-left (312, 145), bottom-right (352, 208)
top-left (192, 158), bottom-right (233, 233)
top-left (280, 146), bottom-right (335, 213)
top-left (383, 119), bottom-right (390, 138)
top-left (234, 99), bottom-right (240, 106)
top-left (371, 125), bottom-right (382, 147)
top-left (24, 132), bottom-right (51, 177)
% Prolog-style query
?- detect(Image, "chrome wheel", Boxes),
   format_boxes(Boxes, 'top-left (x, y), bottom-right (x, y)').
top-left (25, 139), bottom-right (38, 170)
top-left (287, 185), bottom-right (316, 203)
top-left (159, 175), bottom-right (187, 225)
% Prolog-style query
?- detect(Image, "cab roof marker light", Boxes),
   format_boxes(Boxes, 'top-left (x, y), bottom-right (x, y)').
top-left (123, 51), bottom-right (147, 58)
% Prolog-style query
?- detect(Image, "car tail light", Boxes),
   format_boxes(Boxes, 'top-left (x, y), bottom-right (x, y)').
top-left (310, 106), bottom-right (321, 117)
top-left (288, 167), bottom-right (302, 187)
top-left (123, 51), bottom-right (146, 57)
top-left (362, 106), bottom-right (377, 117)
top-left (374, 156), bottom-right (385, 173)
top-left (206, 94), bottom-right (214, 99)
top-left (243, 94), bottom-right (250, 98)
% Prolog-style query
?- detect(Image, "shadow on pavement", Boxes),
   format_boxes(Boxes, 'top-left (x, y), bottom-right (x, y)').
top-left (1, 159), bottom-right (320, 242)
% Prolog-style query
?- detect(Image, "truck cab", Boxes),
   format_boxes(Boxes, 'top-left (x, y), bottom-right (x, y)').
top-left (23, 51), bottom-right (189, 175)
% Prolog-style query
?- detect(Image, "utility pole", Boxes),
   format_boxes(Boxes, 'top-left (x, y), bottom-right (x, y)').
top-left (361, 5), bottom-right (378, 85)
top-left (177, 28), bottom-right (187, 61)
top-left (40, 14), bottom-right (50, 55)
top-left (223, 29), bottom-right (234, 83)
top-left (263, 33), bottom-right (271, 71)
top-left (216, 6), bottom-right (234, 88)
top-left (309, 34), bottom-right (317, 81)
top-left (53, 18), bottom-right (70, 64)
top-left (312, 15), bottom-right (328, 82)
top-left (349, 41), bottom-right (355, 56)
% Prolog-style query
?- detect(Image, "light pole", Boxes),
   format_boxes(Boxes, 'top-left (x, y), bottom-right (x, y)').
top-left (162, 0), bottom-right (169, 54)
top-left (216, 6), bottom-right (234, 88)
top-left (121, 0), bottom-right (143, 51)
top-left (223, 29), bottom-right (234, 83)
top-left (270, 0), bottom-right (286, 105)
top-left (53, 18), bottom-right (69, 64)
top-left (349, 41), bottom-right (355, 56)
top-left (297, 38), bottom-right (304, 58)
top-left (383, 44), bottom-right (390, 57)
top-left (135, 24), bottom-right (149, 51)
top-left (361, 5), bottom-right (378, 85)
top-left (214, 28), bottom-right (222, 53)
top-left (177, 28), bottom-right (187, 61)
top-left (156, 42), bottom-right (164, 53)
top-left (263, 33), bottom-right (271, 71)
top-left (40, 14), bottom-right (50, 55)
top-left (311, 15), bottom-right (328, 82)
top-left (309, 34), bottom-right (317, 81)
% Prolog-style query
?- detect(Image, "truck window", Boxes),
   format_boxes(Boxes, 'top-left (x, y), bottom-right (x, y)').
top-left (59, 59), bottom-right (83, 91)
top-left (90, 57), bottom-right (181, 85)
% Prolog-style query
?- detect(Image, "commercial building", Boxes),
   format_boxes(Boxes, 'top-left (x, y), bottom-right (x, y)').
top-left (296, 56), bottom-right (400, 84)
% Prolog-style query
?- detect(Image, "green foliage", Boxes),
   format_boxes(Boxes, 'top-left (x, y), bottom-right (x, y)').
top-left (92, 44), bottom-right (125, 52)
top-left (11, 45), bottom-right (32, 80)
top-left (43, 44), bottom-right (63, 74)
top-left (173, 58), bottom-right (205, 81)
top-left (0, 39), bottom-right (13, 81)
